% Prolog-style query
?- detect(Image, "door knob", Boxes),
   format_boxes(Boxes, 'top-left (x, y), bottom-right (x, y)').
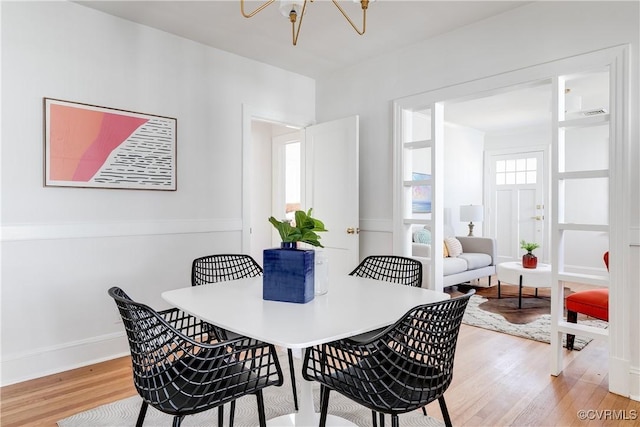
top-left (346, 227), bottom-right (359, 234)
top-left (532, 216), bottom-right (543, 220)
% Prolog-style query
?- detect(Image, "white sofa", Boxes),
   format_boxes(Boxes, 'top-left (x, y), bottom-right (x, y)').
top-left (412, 235), bottom-right (497, 289)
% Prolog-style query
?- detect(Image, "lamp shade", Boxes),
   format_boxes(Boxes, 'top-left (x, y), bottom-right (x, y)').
top-left (460, 205), bottom-right (484, 222)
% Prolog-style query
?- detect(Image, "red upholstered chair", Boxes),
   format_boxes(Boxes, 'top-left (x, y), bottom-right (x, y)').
top-left (565, 251), bottom-right (609, 350)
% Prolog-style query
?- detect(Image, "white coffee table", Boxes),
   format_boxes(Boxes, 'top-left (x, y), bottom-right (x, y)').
top-left (496, 261), bottom-right (551, 309)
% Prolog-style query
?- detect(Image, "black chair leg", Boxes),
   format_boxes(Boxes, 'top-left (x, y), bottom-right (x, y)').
top-left (172, 415), bottom-right (184, 427)
top-left (287, 348), bottom-right (299, 410)
top-left (567, 310), bottom-right (578, 350)
top-left (391, 414), bottom-right (399, 427)
top-left (438, 396), bottom-right (453, 427)
top-left (218, 405), bottom-right (224, 427)
top-left (379, 412), bottom-right (385, 427)
top-left (229, 400), bottom-right (236, 427)
top-left (372, 410), bottom-right (378, 427)
top-left (422, 406), bottom-right (428, 416)
top-left (256, 391), bottom-right (267, 427)
top-left (135, 401), bottom-right (148, 427)
top-left (319, 385), bottom-right (330, 427)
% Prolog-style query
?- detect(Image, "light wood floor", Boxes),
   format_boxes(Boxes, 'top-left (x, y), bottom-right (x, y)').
top-left (2, 324), bottom-right (639, 427)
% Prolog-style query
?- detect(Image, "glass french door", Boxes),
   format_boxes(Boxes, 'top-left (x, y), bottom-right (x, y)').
top-left (549, 69), bottom-right (612, 375)
top-left (394, 101), bottom-right (445, 292)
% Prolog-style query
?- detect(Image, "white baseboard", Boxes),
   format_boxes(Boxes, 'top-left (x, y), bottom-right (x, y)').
top-left (0, 332), bottom-right (129, 387)
top-left (629, 365), bottom-right (640, 402)
top-left (609, 355), bottom-right (632, 399)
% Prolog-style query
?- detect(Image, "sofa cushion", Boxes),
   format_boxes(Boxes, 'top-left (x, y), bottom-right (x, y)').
top-left (444, 237), bottom-right (463, 257)
top-left (458, 253), bottom-right (492, 270)
top-left (443, 258), bottom-right (467, 275)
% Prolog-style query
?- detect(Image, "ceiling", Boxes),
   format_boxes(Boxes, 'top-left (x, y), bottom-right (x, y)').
top-left (75, 1), bottom-right (607, 132)
top-left (76, 0), bottom-right (529, 80)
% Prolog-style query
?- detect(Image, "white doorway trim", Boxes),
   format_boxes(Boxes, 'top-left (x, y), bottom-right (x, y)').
top-left (393, 45), bottom-right (631, 396)
top-left (241, 104), bottom-right (312, 255)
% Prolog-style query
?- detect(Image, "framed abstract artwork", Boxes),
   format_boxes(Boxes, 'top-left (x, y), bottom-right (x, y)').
top-left (43, 98), bottom-right (177, 190)
top-left (412, 172), bottom-right (432, 213)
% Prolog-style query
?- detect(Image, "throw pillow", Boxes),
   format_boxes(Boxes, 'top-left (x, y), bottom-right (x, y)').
top-left (413, 228), bottom-right (431, 244)
top-left (443, 242), bottom-right (449, 257)
top-left (444, 237), bottom-right (463, 257)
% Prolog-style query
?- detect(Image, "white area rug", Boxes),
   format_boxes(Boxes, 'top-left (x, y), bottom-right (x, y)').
top-left (462, 295), bottom-right (607, 350)
top-left (58, 367), bottom-right (445, 427)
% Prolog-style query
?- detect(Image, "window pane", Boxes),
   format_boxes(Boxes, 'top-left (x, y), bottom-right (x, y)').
top-left (410, 146), bottom-right (432, 178)
top-left (516, 171), bottom-right (526, 184)
top-left (284, 142), bottom-right (301, 219)
top-left (563, 124), bottom-right (609, 172)
top-left (496, 173), bottom-right (505, 185)
top-left (496, 160), bottom-right (505, 173)
top-left (563, 177), bottom-right (609, 225)
top-left (506, 159), bottom-right (516, 172)
top-left (516, 158), bottom-right (526, 171)
top-left (403, 109), bottom-right (431, 142)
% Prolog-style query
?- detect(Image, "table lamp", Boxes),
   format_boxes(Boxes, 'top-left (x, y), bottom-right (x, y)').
top-left (460, 205), bottom-right (483, 236)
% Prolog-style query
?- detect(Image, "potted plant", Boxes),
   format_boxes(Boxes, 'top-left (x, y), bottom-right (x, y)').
top-left (263, 209), bottom-right (328, 303)
top-left (520, 240), bottom-right (540, 269)
top-left (268, 209), bottom-right (327, 249)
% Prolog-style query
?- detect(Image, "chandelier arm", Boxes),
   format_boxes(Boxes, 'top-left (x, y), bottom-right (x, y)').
top-left (240, 0), bottom-right (277, 18)
top-left (291, 0), bottom-right (308, 46)
top-left (331, 0), bottom-right (368, 35)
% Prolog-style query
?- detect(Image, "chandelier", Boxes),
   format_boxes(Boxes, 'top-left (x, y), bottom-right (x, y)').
top-left (240, 0), bottom-right (374, 46)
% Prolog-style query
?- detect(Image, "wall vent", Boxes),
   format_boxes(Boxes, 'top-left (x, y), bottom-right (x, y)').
top-left (582, 108), bottom-right (608, 116)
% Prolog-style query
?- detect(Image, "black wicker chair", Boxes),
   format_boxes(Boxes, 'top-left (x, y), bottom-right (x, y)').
top-left (348, 255), bottom-right (422, 344)
top-left (302, 289), bottom-right (475, 427)
top-left (348, 255), bottom-right (425, 425)
top-left (349, 255), bottom-right (422, 288)
top-left (108, 286), bottom-right (283, 427)
top-left (191, 254), bottom-right (299, 412)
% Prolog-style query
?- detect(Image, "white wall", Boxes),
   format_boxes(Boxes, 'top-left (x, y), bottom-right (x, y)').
top-left (0, 1), bottom-right (315, 385)
top-left (315, 1), bottom-right (639, 399)
top-left (444, 124), bottom-right (485, 237)
top-left (316, 1), bottom-right (638, 237)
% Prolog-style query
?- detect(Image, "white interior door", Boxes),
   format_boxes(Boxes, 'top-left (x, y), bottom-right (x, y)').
top-left (304, 116), bottom-right (360, 276)
top-left (487, 150), bottom-right (545, 263)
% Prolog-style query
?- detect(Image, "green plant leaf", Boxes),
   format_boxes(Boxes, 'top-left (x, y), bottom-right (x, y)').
top-left (520, 240), bottom-right (540, 252)
top-left (269, 208), bottom-right (328, 247)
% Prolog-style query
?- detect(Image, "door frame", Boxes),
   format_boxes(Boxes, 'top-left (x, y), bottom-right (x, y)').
top-left (393, 45), bottom-right (630, 395)
top-left (241, 104), bottom-right (312, 255)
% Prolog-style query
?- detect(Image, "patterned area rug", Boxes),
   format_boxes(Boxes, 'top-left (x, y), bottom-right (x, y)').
top-left (58, 358), bottom-right (445, 427)
top-left (461, 292), bottom-right (607, 350)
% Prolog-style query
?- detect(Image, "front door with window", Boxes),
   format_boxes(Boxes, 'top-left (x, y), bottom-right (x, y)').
top-left (486, 150), bottom-right (545, 263)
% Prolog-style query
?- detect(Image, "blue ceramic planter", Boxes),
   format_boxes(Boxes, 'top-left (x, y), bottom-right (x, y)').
top-left (263, 247), bottom-right (315, 304)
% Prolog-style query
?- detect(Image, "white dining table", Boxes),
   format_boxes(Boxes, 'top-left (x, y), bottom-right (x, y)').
top-left (162, 275), bottom-right (449, 427)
